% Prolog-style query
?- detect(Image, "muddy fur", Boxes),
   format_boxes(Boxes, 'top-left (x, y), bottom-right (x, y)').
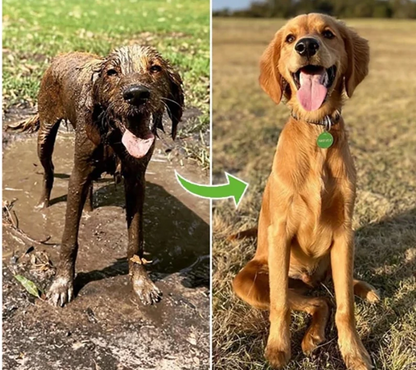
top-left (13, 45), bottom-right (184, 306)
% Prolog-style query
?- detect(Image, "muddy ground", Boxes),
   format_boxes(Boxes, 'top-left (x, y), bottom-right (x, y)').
top-left (2, 108), bottom-right (210, 370)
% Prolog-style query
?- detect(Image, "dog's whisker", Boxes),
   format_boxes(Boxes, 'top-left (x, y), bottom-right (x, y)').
top-left (161, 97), bottom-right (182, 108)
top-left (161, 100), bottom-right (174, 118)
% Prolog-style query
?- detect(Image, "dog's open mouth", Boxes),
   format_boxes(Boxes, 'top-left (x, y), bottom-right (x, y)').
top-left (292, 65), bottom-right (336, 111)
top-left (121, 125), bottom-right (155, 159)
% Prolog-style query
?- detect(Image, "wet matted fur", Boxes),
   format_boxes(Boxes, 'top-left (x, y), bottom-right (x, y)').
top-left (231, 14), bottom-right (379, 370)
top-left (13, 45), bottom-right (184, 306)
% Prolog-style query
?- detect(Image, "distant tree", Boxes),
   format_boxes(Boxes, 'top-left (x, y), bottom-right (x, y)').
top-left (390, 0), bottom-right (416, 18)
top-left (211, 0), bottom-right (416, 19)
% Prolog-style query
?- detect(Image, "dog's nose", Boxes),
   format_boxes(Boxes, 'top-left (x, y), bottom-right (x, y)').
top-left (295, 38), bottom-right (319, 58)
top-left (123, 85), bottom-right (150, 105)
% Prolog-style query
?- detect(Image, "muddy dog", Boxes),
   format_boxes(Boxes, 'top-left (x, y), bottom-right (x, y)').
top-left (231, 14), bottom-right (379, 370)
top-left (13, 45), bottom-right (184, 306)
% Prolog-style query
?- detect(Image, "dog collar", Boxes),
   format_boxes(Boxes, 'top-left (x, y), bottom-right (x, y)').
top-left (290, 110), bottom-right (341, 131)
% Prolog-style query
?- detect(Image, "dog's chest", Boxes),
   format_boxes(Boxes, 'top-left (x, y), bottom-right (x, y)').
top-left (91, 144), bottom-right (120, 179)
top-left (289, 173), bottom-right (341, 258)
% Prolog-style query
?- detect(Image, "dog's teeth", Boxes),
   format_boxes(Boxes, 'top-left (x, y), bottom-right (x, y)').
top-left (60, 294), bottom-right (66, 307)
top-left (322, 71), bottom-right (329, 86)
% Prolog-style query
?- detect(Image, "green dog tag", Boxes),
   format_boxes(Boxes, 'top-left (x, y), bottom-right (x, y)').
top-left (317, 131), bottom-right (333, 148)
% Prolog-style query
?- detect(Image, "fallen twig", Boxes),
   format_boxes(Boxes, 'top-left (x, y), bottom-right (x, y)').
top-left (3, 200), bottom-right (58, 246)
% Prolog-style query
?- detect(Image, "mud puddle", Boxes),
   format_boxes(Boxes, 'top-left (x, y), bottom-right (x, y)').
top-left (2, 121), bottom-right (210, 369)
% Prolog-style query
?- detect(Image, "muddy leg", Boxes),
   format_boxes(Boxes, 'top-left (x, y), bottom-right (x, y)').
top-left (123, 160), bottom-right (161, 305)
top-left (37, 119), bottom-right (61, 208)
top-left (47, 139), bottom-right (97, 307)
top-left (83, 182), bottom-right (94, 212)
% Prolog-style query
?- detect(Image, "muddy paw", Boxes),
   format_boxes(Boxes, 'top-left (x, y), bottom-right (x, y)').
top-left (35, 200), bottom-right (49, 210)
top-left (132, 276), bottom-right (162, 305)
top-left (131, 265), bottom-right (162, 305)
top-left (46, 276), bottom-right (74, 307)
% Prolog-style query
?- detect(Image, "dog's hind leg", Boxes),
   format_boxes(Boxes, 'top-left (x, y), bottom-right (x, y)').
top-left (233, 260), bottom-right (330, 355)
top-left (354, 279), bottom-right (380, 303)
top-left (37, 118), bottom-right (61, 209)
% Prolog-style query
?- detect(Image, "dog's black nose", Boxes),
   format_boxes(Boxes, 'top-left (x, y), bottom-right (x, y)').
top-left (295, 38), bottom-right (319, 58)
top-left (123, 85), bottom-right (150, 105)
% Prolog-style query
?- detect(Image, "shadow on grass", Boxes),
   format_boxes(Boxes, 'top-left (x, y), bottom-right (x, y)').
top-left (354, 208), bottom-right (416, 347)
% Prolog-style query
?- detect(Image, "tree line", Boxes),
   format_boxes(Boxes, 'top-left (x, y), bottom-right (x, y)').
top-left (213, 0), bottom-right (416, 19)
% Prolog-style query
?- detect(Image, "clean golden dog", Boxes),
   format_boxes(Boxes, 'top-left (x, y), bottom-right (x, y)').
top-left (232, 14), bottom-right (379, 370)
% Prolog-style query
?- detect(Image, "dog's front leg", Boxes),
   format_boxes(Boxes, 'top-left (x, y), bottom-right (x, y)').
top-left (332, 229), bottom-right (372, 370)
top-left (123, 161), bottom-right (162, 305)
top-left (47, 147), bottom-right (96, 306)
top-left (265, 220), bottom-right (292, 368)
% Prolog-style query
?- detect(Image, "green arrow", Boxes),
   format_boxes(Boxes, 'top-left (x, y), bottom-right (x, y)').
top-left (175, 171), bottom-right (248, 208)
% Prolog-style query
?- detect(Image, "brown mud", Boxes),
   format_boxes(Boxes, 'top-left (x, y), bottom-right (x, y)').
top-left (2, 110), bottom-right (210, 370)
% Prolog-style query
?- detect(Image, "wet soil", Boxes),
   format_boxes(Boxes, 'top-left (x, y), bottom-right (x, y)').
top-left (2, 111), bottom-right (210, 370)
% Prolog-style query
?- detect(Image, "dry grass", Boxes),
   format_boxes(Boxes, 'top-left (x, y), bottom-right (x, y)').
top-left (212, 18), bottom-right (416, 370)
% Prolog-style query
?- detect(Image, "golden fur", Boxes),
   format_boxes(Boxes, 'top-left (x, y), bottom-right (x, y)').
top-left (232, 14), bottom-right (379, 370)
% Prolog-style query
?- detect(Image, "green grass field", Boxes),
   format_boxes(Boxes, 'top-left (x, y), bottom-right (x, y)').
top-left (2, 0), bottom-right (210, 164)
top-left (213, 18), bottom-right (416, 370)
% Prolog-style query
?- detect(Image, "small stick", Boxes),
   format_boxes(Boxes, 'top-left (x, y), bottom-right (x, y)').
top-left (6, 225), bottom-right (57, 246)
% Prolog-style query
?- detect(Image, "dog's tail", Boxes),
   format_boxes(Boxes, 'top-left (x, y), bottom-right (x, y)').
top-left (227, 227), bottom-right (258, 241)
top-left (6, 113), bottom-right (40, 133)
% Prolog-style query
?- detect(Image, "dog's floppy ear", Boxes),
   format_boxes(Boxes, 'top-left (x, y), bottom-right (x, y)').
top-left (82, 58), bottom-right (104, 112)
top-left (165, 65), bottom-right (184, 140)
top-left (259, 30), bottom-right (284, 104)
top-left (81, 59), bottom-right (106, 145)
top-left (341, 25), bottom-right (370, 98)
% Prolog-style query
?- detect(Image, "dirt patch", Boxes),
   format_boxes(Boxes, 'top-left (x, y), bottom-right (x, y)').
top-left (2, 110), bottom-right (210, 370)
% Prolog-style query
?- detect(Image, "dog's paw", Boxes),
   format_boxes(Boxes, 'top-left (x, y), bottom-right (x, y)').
top-left (265, 344), bottom-right (291, 369)
top-left (354, 280), bottom-right (380, 304)
top-left (265, 331), bottom-right (291, 369)
top-left (301, 327), bottom-right (325, 354)
top-left (47, 276), bottom-right (74, 307)
top-left (130, 263), bottom-right (162, 305)
top-left (339, 336), bottom-right (373, 370)
top-left (365, 289), bottom-right (380, 304)
top-left (343, 351), bottom-right (373, 370)
top-left (132, 275), bottom-right (162, 305)
top-left (35, 200), bottom-right (49, 210)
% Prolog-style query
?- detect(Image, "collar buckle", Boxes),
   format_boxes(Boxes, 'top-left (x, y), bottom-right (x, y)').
top-left (290, 109), bottom-right (341, 129)
top-left (324, 115), bottom-right (332, 131)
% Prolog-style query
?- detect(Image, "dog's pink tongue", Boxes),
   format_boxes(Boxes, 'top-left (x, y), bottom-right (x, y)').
top-left (122, 129), bottom-right (154, 159)
top-left (297, 69), bottom-right (327, 111)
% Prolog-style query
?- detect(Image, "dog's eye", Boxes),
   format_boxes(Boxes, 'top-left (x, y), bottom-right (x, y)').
top-left (150, 65), bottom-right (162, 73)
top-left (285, 34), bottom-right (295, 44)
top-left (322, 30), bottom-right (335, 39)
top-left (107, 69), bottom-right (118, 77)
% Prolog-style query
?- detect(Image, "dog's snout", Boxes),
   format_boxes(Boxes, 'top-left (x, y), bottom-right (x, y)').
top-left (295, 38), bottom-right (319, 58)
top-left (123, 85), bottom-right (150, 105)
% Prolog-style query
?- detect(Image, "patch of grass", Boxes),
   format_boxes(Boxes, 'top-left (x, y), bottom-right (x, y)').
top-left (2, 0), bottom-right (209, 163)
top-left (213, 18), bottom-right (416, 370)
